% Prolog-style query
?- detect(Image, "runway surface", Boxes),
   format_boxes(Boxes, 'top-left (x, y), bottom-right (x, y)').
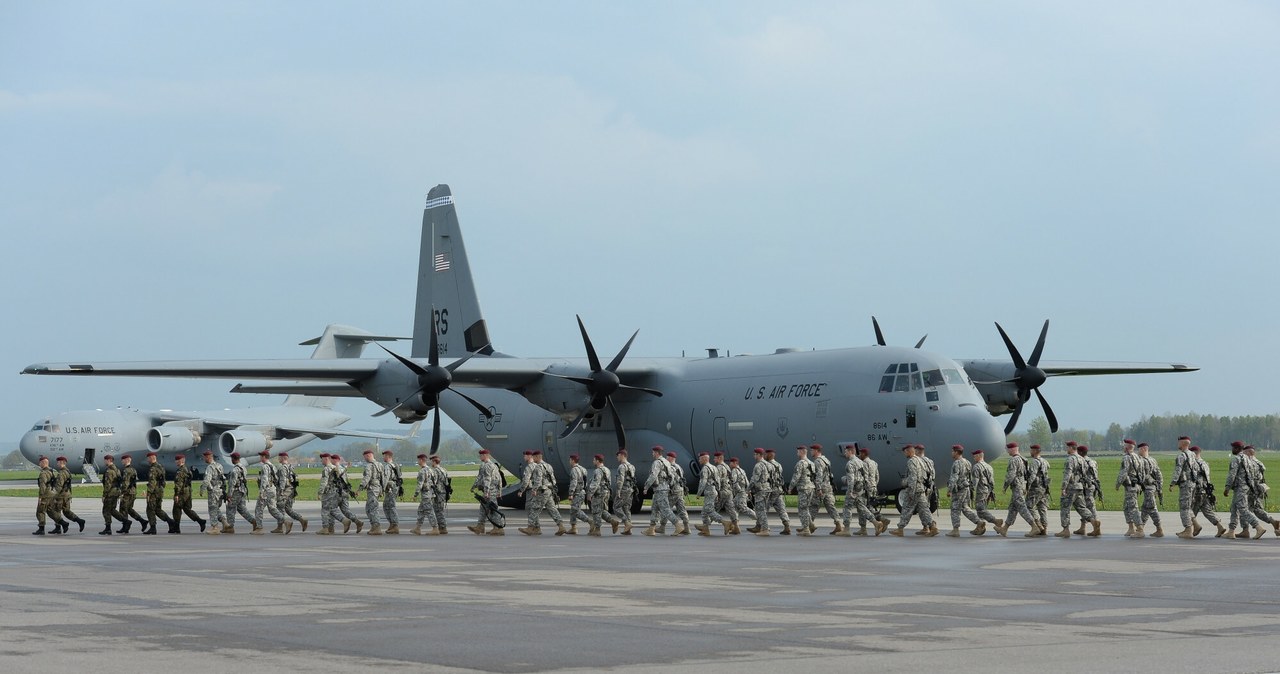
top-left (3, 498), bottom-right (1279, 673)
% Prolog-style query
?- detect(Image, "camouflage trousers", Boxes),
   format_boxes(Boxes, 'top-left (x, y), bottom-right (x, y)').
top-left (54, 496), bottom-right (78, 523)
top-left (1192, 489), bottom-right (1220, 526)
top-left (36, 497), bottom-right (67, 528)
top-left (1122, 487), bottom-right (1141, 525)
top-left (950, 490), bottom-right (980, 528)
top-left (897, 489), bottom-right (934, 529)
top-left (843, 490), bottom-right (876, 529)
top-left (569, 491), bottom-right (591, 525)
top-left (649, 490), bottom-right (676, 528)
top-left (590, 493), bottom-right (620, 530)
top-left (795, 490), bottom-right (815, 530)
top-left (1061, 487), bottom-right (1091, 527)
top-left (102, 494), bottom-right (126, 526)
top-left (172, 493), bottom-right (202, 524)
top-left (364, 492), bottom-right (382, 527)
top-left (415, 494), bottom-right (439, 529)
top-left (974, 488), bottom-right (1000, 524)
top-left (118, 492), bottom-right (144, 523)
top-left (205, 490), bottom-right (226, 526)
top-left (433, 495), bottom-right (448, 529)
top-left (1028, 488), bottom-right (1049, 529)
top-left (145, 494), bottom-right (174, 529)
top-left (475, 487), bottom-right (499, 526)
top-left (613, 487), bottom-right (635, 525)
top-left (336, 494), bottom-right (360, 524)
top-left (528, 491), bottom-right (562, 527)
top-left (1082, 489), bottom-right (1099, 522)
top-left (767, 491), bottom-right (790, 525)
top-left (733, 491), bottom-right (756, 522)
top-left (809, 486), bottom-right (839, 525)
top-left (700, 488), bottom-right (723, 525)
top-left (671, 489), bottom-right (689, 526)
top-left (319, 493), bottom-right (340, 529)
top-left (278, 491), bottom-right (305, 524)
top-left (1139, 486), bottom-right (1161, 527)
top-left (227, 492), bottom-right (256, 528)
top-left (715, 490), bottom-right (738, 525)
top-left (1230, 488), bottom-right (1260, 530)
top-left (255, 489), bottom-right (284, 527)
top-left (1249, 494), bottom-right (1274, 525)
top-left (1177, 486), bottom-right (1196, 528)
top-left (1004, 489), bottom-right (1035, 528)
top-left (382, 491), bottom-right (399, 525)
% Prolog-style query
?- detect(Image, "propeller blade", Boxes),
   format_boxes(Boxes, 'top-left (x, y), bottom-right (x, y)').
top-left (914, 334), bottom-right (928, 349)
top-left (560, 406), bottom-right (592, 439)
top-left (576, 315), bottom-right (603, 372)
top-left (994, 322), bottom-right (1027, 370)
top-left (1028, 319), bottom-right (1050, 367)
top-left (617, 384), bottom-right (664, 397)
top-left (872, 316), bottom-right (887, 346)
top-left (449, 387), bottom-right (495, 418)
top-left (1004, 402), bottom-right (1024, 435)
top-left (605, 329), bottom-right (640, 372)
top-left (1034, 388), bottom-right (1059, 433)
top-left (607, 397), bottom-right (626, 451)
top-left (430, 404), bottom-right (442, 455)
top-left (429, 305), bottom-right (441, 368)
top-left (444, 342), bottom-right (491, 374)
top-left (378, 343), bottom-right (428, 377)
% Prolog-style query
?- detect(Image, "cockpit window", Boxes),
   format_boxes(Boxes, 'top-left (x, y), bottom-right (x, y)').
top-left (942, 368), bottom-right (966, 385)
top-left (879, 375), bottom-right (895, 392)
top-left (880, 363), bottom-right (924, 393)
top-left (884, 364), bottom-right (898, 374)
top-left (31, 423), bottom-right (44, 431)
top-left (922, 369), bottom-right (945, 387)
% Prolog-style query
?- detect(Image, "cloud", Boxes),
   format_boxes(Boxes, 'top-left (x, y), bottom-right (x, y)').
top-left (93, 163), bottom-right (282, 234)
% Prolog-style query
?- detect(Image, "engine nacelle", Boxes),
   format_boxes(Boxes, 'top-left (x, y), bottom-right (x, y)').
top-left (219, 429), bottom-right (274, 455)
top-left (147, 426), bottom-right (202, 452)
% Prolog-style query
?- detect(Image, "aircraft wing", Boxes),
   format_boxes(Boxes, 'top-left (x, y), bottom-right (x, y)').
top-left (960, 359), bottom-right (1199, 378)
top-left (22, 359), bottom-right (381, 380)
top-left (151, 411), bottom-right (411, 441)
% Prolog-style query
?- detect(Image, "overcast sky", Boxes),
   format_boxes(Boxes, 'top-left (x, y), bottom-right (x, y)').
top-left (3, 2), bottom-right (1277, 438)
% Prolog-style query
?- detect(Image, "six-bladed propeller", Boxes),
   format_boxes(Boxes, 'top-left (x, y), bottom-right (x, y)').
top-left (981, 319), bottom-right (1057, 435)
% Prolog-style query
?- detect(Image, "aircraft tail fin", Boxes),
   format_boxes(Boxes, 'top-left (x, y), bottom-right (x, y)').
top-left (285, 324), bottom-right (400, 408)
top-left (412, 185), bottom-right (496, 360)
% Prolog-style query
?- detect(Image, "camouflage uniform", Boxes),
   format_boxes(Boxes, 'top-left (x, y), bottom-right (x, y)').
top-left (862, 453), bottom-right (888, 531)
top-left (728, 462), bottom-right (756, 523)
top-left (414, 463), bottom-right (439, 531)
top-left (668, 461), bottom-right (690, 533)
top-left (1245, 454), bottom-right (1276, 528)
top-left (1060, 453), bottom-right (1090, 529)
top-left (790, 454), bottom-right (816, 534)
top-left (696, 459), bottom-right (724, 531)
top-left (255, 460), bottom-right (285, 531)
top-left (118, 462), bottom-right (147, 530)
top-left (645, 456), bottom-right (676, 532)
top-left (809, 453), bottom-right (840, 529)
top-left (473, 460), bottom-right (503, 530)
top-left (53, 464), bottom-right (82, 530)
top-left (317, 461), bottom-right (338, 531)
top-left (382, 459), bottom-right (402, 527)
top-left (972, 458), bottom-right (1001, 527)
top-left (520, 461), bottom-right (537, 524)
top-left (766, 455), bottom-right (791, 530)
top-left (1190, 453), bottom-right (1222, 532)
top-left (36, 464), bottom-right (68, 532)
top-left (1226, 454), bottom-right (1261, 535)
top-left (100, 462), bottom-right (128, 531)
top-left (360, 459), bottom-right (384, 529)
top-left (588, 464), bottom-right (620, 533)
top-left (227, 462), bottom-right (257, 530)
top-left (276, 460), bottom-right (306, 530)
top-left (920, 453), bottom-right (939, 515)
top-left (431, 462), bottom-right (450, 531)
top-left (948, 455), bottom-right (979, 530)
top-left (1118, 451), bottom-right (1141, 527)
top-left (712, 460), bottom-right (738, 530)
top-left (612, 459), bottom-right (637, 529)
top-left (171, 461), bottom-right (206, 531)
top-left (840, 454), bottom-right (875, 533)
top-left (1027, 454), bottom-right (1050, 531)
top-left (568, 462), bottom-right (591, 530)
top-left (894, 454), bottom-right (934, 532)
top-left (202, 461), bottom-right (228, 529)
top-left (1138, 454), bottom-right (1163, 531)
top-left (1081, 456), bottom-right (1102, 526)
top-left (750, 456), bottom-right (772, 531)
top-left (144, 460), bottom-right (175, 533)
top-left (1171, 448), bottom-right (1197, 530)
top-left (333, 462), bottom-right (362, 527)
top-left (526, 460), bottom-right (562, 530)
top-left (1001, 453), bottom-right (1036, 534)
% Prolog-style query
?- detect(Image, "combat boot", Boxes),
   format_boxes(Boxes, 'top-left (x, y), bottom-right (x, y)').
top-left (269, 523), bottom-right (284, 534)
top-left (49, 522), bottom-right (63, 535)
top-left (1132, 525), bottom-right (1145, 538)
top-left (746, 524), bottom-right (761, 534)
top-left (588, 526), bottom-right (602, 537)
top-left (808, 522), bottom-right (817, 533)
top-left (612, 521), bottom-right (621, 534)
top-left (74, 517), bottom-right (86, 532)
top-left (144, 524), bottom-right (158, 535)
top-left (1056, 527), bottom-right (1071, 538)
top-left (355, 520), bottom-right (365, 534)
top-left (316, 527), bottom-right (332, 535)
top-left (118, 520), bottom-right (130, 534)
top-left (914, 527), bottom-right (929, 536)
top-left (1240, 525), bottom-right (1250, 540)
top-left (1151, 526), bottom-right (1164, 538)
top-left (386, 524), bottom-right (400, 535)
top-left (1023, 528), bottom-right (1039, 538)
top-left (723, 522), bottom-right (733, 535)
top-left (831, 521), bottom-right (842, 534)
top-left (251, 525), bottom-right (266, 535)
top-left (299, 518), bottom-right (307, 532)
top-left (622, 523), bottom-right (632, 535)
top-left (343, 519), bottom-right (352, 534)
top-left (171, 521), bottom-right (182, 534)
top-left (695, 523), bottom-right (710, 536)
top-left (754, 528), bottom-right (771, 537)
top-left (780, 524), bottom-right (792, 536)
top-left (486, 527), bottom-right (505, 535)
top-left (439, 526), bottom-right (448, 535)
top-left (1224, 529), bottom-right (1237, 539)
top-left (412, 525), bottom-right (423, 535)
top-left (467, 524), bottom-right (485, 535)
top-left (854, 526), bottom-right (868, 536)
top-left (876, 519), bottom-right (889, 535)
top-left (679, 521), bottom-right (691, 535)
top-left (796, 528), bottom-right (811, 537)
top-left (1175, 526), bottom-right (1193, 539)
top-left (889, 527), bottom-right (905, 537)
top-left (923, 526), bottom-right (939, 537)
top-left (99, 525), bottom-right (112, 535)
top-left (1253, 526), bottom-right (1266, 540)
top-left (221, 525), bottom-right (234, 535)
top-left (284, 521), bottom-right (293, 534)
top-left (1073, 523), bottom-right (1087, 536)
top-left (995, 524), bottom-right (1009, 537)
top-left (139, 521), bottom-right (150, 535)
top-left (1192, 521), bottom-right (1202, 537)
top-left (32, 525), bottom-right (45, 536)
top-left (555, 523), bottom-right (567, 536)
top-left (972, 522), bottom-right (986, 536)
top-left (568, 523), bottom-right (578, 535)
top-left (1089, 520), bottom-right (1102, 537)
top-left (520, 526), bottom-right (541, 536)
top-left (946, 527), bottom-right (960, 538)
top-left (1273, 521), bottom-right (1280, 536)
top-left (1124, 523), bottom-right (1135, 537)
top-left (424, 527), bottom-right (441, 536)
top-left (1215, 523), bottom-right (1227, 537)
top-left (642, 526), bottom-right (657, 537)
top-left (835, 527), bottom-right (854, 537)
top-left (367, 524), bottom-right (383, 536)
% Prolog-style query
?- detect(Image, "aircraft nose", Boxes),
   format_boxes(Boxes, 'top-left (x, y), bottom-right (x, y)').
top-left (18, 432), bottom-right (39, 463)
top-left (936, 405), bottom-right (1007, 461)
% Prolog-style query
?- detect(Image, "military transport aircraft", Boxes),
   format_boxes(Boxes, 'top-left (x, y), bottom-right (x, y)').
top-left (23, 185), bottom-right (1196, 505)
top-left (19, 324), bottom-right (410, 479)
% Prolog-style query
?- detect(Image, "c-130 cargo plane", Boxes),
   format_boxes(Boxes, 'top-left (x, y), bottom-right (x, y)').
top-left (24, 185), bottom-right (1196, 507)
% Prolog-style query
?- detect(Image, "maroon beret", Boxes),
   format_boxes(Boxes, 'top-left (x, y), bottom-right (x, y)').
top-left (1030, 444), bottom-right (1041, 450)
top-left (56, 456), bottom-right (67, 462)
top-left (146, 452), bottom-right (157, 457)
top-left (416, 454), bottom-right (428, 460)
top-left (1005, 443), bottom-right (1018, 449)
top-left (362, 449), bottom-right (374, 455)
top-left (277, 452), bottom-right (289, 458)
top-left (1231, 441), bottom-right (1244, 448)
top-left (382, 450), bottom-right (394, 456)
top-left (809, 444), bottom-right (823, 451)
top-left (1137, 442), bottom-right (1149, 448)
top-left (972, 449), bottom-right (984, 455)
top-left (651, 445), bottom-right (664, 452)
top-left (698, 452), bottom-right (709, 457)
top-left (104, 454), bottom-right (114, 460)
top-left (593, 454), bottom-right (605, 462)
top-left (616, 449), bottom-right (627, 455)
top-left (1191, 446), bottom-right (1202, 452)
top-left (1122, 439), bottom-right (1134, 445)
top-left (713, 451), bottom-right (724, 457)
top-left (531, 450), bottom-right (542, 456)
top-left (728, 457), bottom-right (739, 463)
top-left (204, 450), bottom-right (214, 457)
top-left (753, 448), bottom-right (764, 455)
top-left (258, 451), bottom-right (270, 457)
top-left (1078, 447), bottom-right (1089, 455)
top-left (478, 449), bottom-right (490, 455)
top-left (952, 445), bottom-right (964, 450)
top-left (319, 453), bottom-right (330, 458)
top-left (229, 453), bottom-right (240, 459)
top-left (666, 452), bottom-right (676, 459)
top-left (569, 454), bottom-right (579, 461)
top-left (1178, 436), bottom-right (1190, 441)
top-left (175, 454), bottom-right (186, 461)
top-left (430, 455), bottom-right (441, 461)
top-left (764, 448), bottom-right (776, 454)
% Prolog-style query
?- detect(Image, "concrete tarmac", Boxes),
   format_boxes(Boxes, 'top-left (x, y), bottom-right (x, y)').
top-left (3, 497), bottom-right (1280, 673)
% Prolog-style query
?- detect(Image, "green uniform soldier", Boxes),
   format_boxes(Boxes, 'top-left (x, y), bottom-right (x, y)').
top-left (52, 457), bottom-right (86, 533)
top-left (612, 449), bottom-right (637, 535)
top-left (200, 450), bottom-right (227, 534)
top-left (34, 456), bottom-right (68, 535)
top-left (381, 450), bottom-right (402, 535)
top-left (694, 452), bottom-right (726, 536)
top-left (946, 445), bottom-right (980, 537)
top-left (587, 454), bottom-right (621, 535)
top-left (411, 454), bottom-right (440, 535)
top-left (225, 452), bottom-right (259, 534)
top-left (1189, 445), bottom-right (1226, 537)
top-left (143, 452), bottom-right (176, 535)
top-left (169, 453), bottom-right (207, 533)
top-left (1169, 436), bottom-right (1197, 539)
top-left (117, 454), bottom-right (148, 533)
top-left (276, 452), bottom-right (308, 534)
top-left (99, 455), bottom-right (128, 535)
top-left (430, 454), bottom-right (450, 534)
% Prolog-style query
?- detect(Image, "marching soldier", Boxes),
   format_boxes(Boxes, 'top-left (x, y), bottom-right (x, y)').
top-left (170, 454), bottom-right (206, 533)
top-left (277, 453), bottom-right (307, 534)
top-left (1027, 444), bottom-right (1050, 535)
top-left (748, 448), bottom-right (772, 535)
top-left (412, 454), bottom-right (440, 535)
top-left (34, 456), bottom-right (68, 535)
top-left (711, 452), bottom-right (739, 534)
top-left (808, 444), bottom-right (842, 534)
top-left (727, 456), bottom-right (756, 531)
top-left (357, 449), bottom-right (385, 535)
top-left (1225, 442), bottom-right (1251, 539)
top-left (332, 455), bottom-right (364, 533)
top-left (143, 452), bottom-right (176, 535)
top-left (1118, 440), bottom-right (1143, 536)
top-left (997, 443), bottom-right (1039, 537)
top-left (971, 449), bottom-right (1002, 535)
top-left (946, 445), bottom-right (980, 537)
top-left (859, 446), bottom-right (891, 534)
top-left (1189, 445), bottom-right (1226, 537)
top-left (1225, 443), bottom-right (1264, 539)
top-left (789, 445), bottom-right (816, 536)
top-left (117, 454), bottom-right (147, 533)
top-left (315, 453), bottom-right (337, 535)
top-left (588, 454), bottom-right (621, 535)
top-left (667, 452), bottom-right (691, 535)
top-left (1135, 443), bottom-right (1164, 537)
top-left (200, 451), bottom-right (228, 534)
top-left (1078, 446), bottom-right (1103, 536)
top-left (566, 454), bottom-right (591, 535)
top-left (521, 450), bottom-right (565, 536)
top-left (836, 443), bottom-right (875, 536)
top-left (469, 449), bottom-right (504, 535)
top-left (694, 452), bottom-right (726, 536)
top-left (430, 454), bottom-right (450, 534)
top-left (517, 450), bottom-right (535, 512)
top-left (765, 448), bottom-right (792, 535)
top-left (1170, 436), bottom-right (1197, 538)
top-left (1057, 442), bottom-right (1089, 538)
top-left (381, 450), bottom-right (402, 535)
top-left (253, 451), bottom-right (286, 534)
top-left (613, 449), bottom-right (637, 535)
top-left (1243, 446), bottom-right (1279, 538)
top-left (53, 456), bottom-right (85, 533)
top-left (890, 445), bottom-right (936, 536)
top-left (917, 444), bottom-right (939, 519)
top-left (644, 445), bottom-right (677, 536)
top-left (226, 452), bottom-right (258, 533)
top-left (98, 455), bottom-right (128, 535)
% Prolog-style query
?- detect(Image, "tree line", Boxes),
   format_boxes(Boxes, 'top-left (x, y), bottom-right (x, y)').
top-left (1011, 412), bottom-right (1280, 454)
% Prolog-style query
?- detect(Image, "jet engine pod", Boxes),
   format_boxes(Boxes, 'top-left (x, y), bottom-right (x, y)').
top-left (219, 428), bottom-right (274, 455)
top-left (147, 426), bottom-right (202, 451)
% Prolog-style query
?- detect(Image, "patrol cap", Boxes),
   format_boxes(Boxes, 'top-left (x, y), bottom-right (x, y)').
top-left (666, 452), bottom-right (676, 459)
top-left (753, 448), bottom-right (765, 455)
top-left (278, 452), bottom-right (289, 458)
top-left (569, 454), bottom-right (579, 461)
top-left (382, 450), bottom-right (394, 456)
top-left (972, 449), bottom-right (984, 456)
top-left (478, 449), bottom-right (490, 455)
top-left (809, 444), bottom-right (823, 451)
top-left (713, 451), bottom-right (724, 457)
top-left (593, 454), bottom-right (605, 462)
top-left (417, 453), bottom-right (428, 460)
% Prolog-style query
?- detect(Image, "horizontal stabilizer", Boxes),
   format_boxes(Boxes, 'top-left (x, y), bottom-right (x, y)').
top-left (231, 383), bottom-right (363, 397)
